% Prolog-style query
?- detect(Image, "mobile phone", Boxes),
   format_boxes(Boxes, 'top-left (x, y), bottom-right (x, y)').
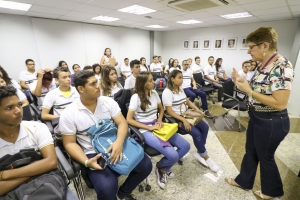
top-left (97, 156), bottom-right (107, 169)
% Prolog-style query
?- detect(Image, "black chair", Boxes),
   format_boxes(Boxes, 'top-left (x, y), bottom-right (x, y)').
top-left (220, 81), bottom-right (248, 132)
top-left (22, 105), bottom-right (38, 121)
top-left (118, 76), bottom-right (125, 87)
top-left (193, 72), bottom-right (216, 104)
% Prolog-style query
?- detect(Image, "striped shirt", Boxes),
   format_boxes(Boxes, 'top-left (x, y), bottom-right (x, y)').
top-left (162, 87), bottom-right (187, 115)
top-left (181, 68), bottom-right (192, 89)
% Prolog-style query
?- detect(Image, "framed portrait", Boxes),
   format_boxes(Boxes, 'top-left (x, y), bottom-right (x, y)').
top-left (183, 40), bottom-right (190, 50)
top-left (226, 37), bottom-right (237, 50)
top-left (202, 39), bottom-right (211, 50)
top-left (240, 37), bottom-right (248, 49)
top-left (213, 38), bottom-right (223, 50)
top-left (192, 40), bottom-right (199, 50)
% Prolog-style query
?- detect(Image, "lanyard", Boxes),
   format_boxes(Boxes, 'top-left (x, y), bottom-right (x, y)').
top-left (259, 52), bottom-right (278, 71)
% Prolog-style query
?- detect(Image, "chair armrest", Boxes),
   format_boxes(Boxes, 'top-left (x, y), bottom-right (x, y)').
top-left (44, 121), bottom-right (54, 135)
top-left (163, 113), bottom-right (177, 123)
top-left (223, 93), bottom-right (239, 103)
top-left (203, 78), bottom-right (214, 84)
top-left (71, 159), bottom-right (82, 173)
top-left (55, 147), bottom-right (75, 180)
top-left (128, 125), bottom-right (145, 143)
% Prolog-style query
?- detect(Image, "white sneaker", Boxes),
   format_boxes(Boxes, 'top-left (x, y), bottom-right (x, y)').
top-left (167, 171), bottom-right (175, 179)
top-left (155, 167), bottom-right (167, 189)
top-left (193, 153), bottom-right (208, 167)
top-left (205, 158), bottom-right (220, 172)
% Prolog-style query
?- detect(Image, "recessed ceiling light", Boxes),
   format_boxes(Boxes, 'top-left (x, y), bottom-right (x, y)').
top-left (146, 25), bottom-right (168, 29)
top-left (118, 4), bottom-right (156, 15)
top-left (176, 20), bottom-right (203, 24)
top-left (91, 16), bottom-right (120, 22)
top-left (0, 0), bottom-right (31, 11)
top-left (220, 12), bottom-right (252, 19)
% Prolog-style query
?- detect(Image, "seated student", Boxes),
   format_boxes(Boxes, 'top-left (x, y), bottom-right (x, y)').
top-left (100, 66), bottom-right (123, 98)
top-left (93, 63), bottom-right (101, 83)
top-left (71, 64), bottom-right (81, 86)
top-left (121, 58), bottom-right (132, 79)
top-left (215, 58), bottom-right (231, 82)
top-left (127, 71), bottom-right (190, 189)
top-left (19, 59), bottom-right (37, 90)
top-left (58, 60), bottom-right (69, 69)
top-left (164, 58), bottom-right (173, 74)
top-left (187, 58), bottom-right (193, 69)
top-left (238, 61), bottom-right (250, 79)
top-left (204, 56), bottom-right (223, 101)
top-left (158, 56), bottom-right (165, 66)
top-left (42, 67), bottom-right (79, 122)
top-left (169, 59), bottom-right (180, 73)
top-left (83, 65), bottom-right (93, 72)
top-left (0, 76), bottom-right (29, 107)
top-left (0, 66), bottom-right (21, 89)
top-left (0, 86), bottom-right (59, 197)
top-left (59, 70), bottom-right (152, 200)
top-left (162, 70), bottom-right (220, 172)
top-left (247, 60), bottom-right (257, 81)
top-left (124, 59), bottom-right (140, 89)
top-left (192, 56), bottom-right (203, 74)
top-left (181, 60), bottom-right (213, 118)
top-left (140, 57), bottom-right (149, 72)
top-left (150, 55), bottom-right (162, 73)
top-left (29, 70), bottom-right (56, 109)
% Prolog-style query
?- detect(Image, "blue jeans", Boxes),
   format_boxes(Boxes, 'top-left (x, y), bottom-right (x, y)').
top-left (66, 187), bottom-right (79, 200)
top-left (143, 131), bottom-right (190, 171)
top-left (235, 109), bottom-right (289, 197)
top-left (86, 153), bottom-right (152, 200)
top-left (219, 77), bottom-right (232, 83)
top-left (183, 87), bottom-right (208, 111)
top-left (178, 120), bottom-right (209, 157)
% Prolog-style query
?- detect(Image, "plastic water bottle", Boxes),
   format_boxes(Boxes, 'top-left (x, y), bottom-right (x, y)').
top-left (159, 79), bottom-right (163, 88)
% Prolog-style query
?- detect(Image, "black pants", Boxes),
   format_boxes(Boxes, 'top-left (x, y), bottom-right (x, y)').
top-left (235, 109), bottom-right (289, 197)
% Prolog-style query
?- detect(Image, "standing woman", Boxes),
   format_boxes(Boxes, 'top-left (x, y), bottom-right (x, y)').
top-left (226, 27), bottom-right (294, 199)
top-left (92, 63), bottom-right (101, 83)
top-left (140, 57), bottom-right (149, 72)
top-left (215, 58), bottom-right (231, 82)
top-left (100, 66), bottom-right (123, 98)
top-left (100, 48), bottom-right (118, 67)
top-left (246, 60), bottom-right (258, 81)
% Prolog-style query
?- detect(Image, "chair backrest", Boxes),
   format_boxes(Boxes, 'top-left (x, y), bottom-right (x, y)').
top-left (30, 91), bottom-right (38, 106)
top-left (222, 81), bottom-right (235, 100)
top-left (151, 72), bottom-right (164, 81)
top-left (113, 89), bottom-right (133, 118)
top-left (193, 72), bottom-right (205, 86)
top-left (117, 76), bottom-right (125, 87)
top-left (22, 105), bottom-right (35, 121)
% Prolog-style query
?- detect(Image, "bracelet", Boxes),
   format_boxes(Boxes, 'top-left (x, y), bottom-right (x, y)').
top-left (0, 171), bottom-right (4, 181)
top-left (84, 160), bottom-right (89, 168)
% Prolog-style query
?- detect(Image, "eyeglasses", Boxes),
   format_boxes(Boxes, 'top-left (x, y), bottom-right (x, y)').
top-left (248, 43), bottom-right (263, 50)
top-left (27, 64), bottom-right (35, 66)
top-left (184, 64), bottom-right (189, 66)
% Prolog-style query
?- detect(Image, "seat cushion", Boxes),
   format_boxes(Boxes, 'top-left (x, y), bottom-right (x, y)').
top-left (222, 100), bottom-right (248, 111)
top-left (144, 143), bottom-right (161, 157)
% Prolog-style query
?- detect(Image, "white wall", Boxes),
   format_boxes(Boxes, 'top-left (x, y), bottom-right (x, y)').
top-left (0, 14), bottom-right (151, 80)
top-left (154, 31), bottom-right (163, 58)
top-left (288, 49), bottom-right (300, 116)
top-left (161, 19), bottom-right (299, 74)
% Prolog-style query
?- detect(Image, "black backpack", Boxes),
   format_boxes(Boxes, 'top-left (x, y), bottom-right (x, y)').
top-left (114, 89), bottom-right (133, 117)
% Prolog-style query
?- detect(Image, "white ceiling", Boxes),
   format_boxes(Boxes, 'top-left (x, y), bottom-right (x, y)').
top-left (0, 0), bottom-right (300, 31)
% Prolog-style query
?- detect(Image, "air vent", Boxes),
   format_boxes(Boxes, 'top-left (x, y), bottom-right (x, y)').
top-left (159, 0), bottom-right (237, 12)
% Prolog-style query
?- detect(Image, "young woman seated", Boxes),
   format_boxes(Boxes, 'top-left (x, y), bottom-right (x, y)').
top-left (100, 66), bottom-right (123, 98)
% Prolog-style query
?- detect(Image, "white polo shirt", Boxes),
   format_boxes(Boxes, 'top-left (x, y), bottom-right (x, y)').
top-left (181, 68), bottom-right (192, 89)
top-left (124, 75), bottom-right (136, 89)
top-left (247, 71), bottom-right (255, 81)
top-left (238, 70), bottom-right (247, 79)
top-left (42, 86), bottom-right (79, 116)
top-left (192, 64), bottom-right (203, 74)
top-left (11, 80), bottom-right (21, 89)
top-left (162, 87), bottom-right (187, 115)
top-left (140, 65), bottom-right (148, 72)
top-left (204, 64), bottom-right (216, 85)
top-left (29, 80), bottom-right (57, 108)
top-left (19, 70), bottom-right (37, 85)
top-left (129, 90), bottom-right (160, 133)
top-left (0, 121), bottom-right (53, 157)
top-left (169, 67), bottom-right (180, 73)
top-left (217, 65), bottom-right (225, 77)
top-left (59, 96), bottom-right (121, 154)
top-left (17, 89), bottom-right (27, 102)
top-left (150, 63), bottom-right (162, 72)
top-left (101, 83), bottom-right (123, 98)
top-left (95, 74), bottom-right (101, 83)
top-left (121, 65), bottom-right (132, 77)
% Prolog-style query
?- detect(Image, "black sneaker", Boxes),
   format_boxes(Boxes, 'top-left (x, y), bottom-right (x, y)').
top-left (204, 110), bottom-right (214, 119)
top-left (117, 193), bottom-right (136, 200)
top-left (155, 167), bottom-right (167, 189)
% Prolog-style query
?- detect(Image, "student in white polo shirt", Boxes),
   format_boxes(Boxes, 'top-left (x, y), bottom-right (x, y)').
top-left (100, 66), bottom-right (123, 98)
top-left (238, 60), bottom-right (250, 79)
top-left (215, 58), bottom-right (232, 83)
top-left (59, 70), bottom-right (152, 200)
top-left (124, 59), bottom-right (140, 89)
top-left (121, 58), bottom-right (132, 79)
top-left (192, 56), bottom-right (204, 74)
top-left (30, 70), bottom-right (56, 110)
top-left (204, 56), bottom-right (223, 101)
top-left (0, 66), bottom-right (21, 89)
top-left (168, 59), bottom-right (180, 73)
top-left (41, 67), bottom-right (79, 121)
top-left (19, 59), bottom-right (38, 90)
top-left (181, 60), bottom-right (213, 118)
top-left (150, 55), bottom-right (162, 72)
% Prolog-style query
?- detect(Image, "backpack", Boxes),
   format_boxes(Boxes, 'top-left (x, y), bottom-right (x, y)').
top-left (114, 89), bottom-right (132, 117)
top-left (87, 118), bottom-right (144, 175)
top-left (155, 78), bottom-right (166, 88)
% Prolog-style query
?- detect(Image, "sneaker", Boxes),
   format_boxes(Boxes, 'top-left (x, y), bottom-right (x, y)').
top-left (117, 193), bottom-right (136, 200)
top-left (155, 167), bottom-right (167, 189)
top-left (205, 158), bottom-right (220, 172)
top-left (167, 171), bottom-right (175, 179)
top-left (204, 110), bottom-right (214, 119)
top-left (193, 153), bottom-right (208, 167)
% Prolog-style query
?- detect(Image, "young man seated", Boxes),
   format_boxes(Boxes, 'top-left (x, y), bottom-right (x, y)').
top-left (59, 70), bottom-right (152, 200)
top-left (150, 56), bottom-right (162, 73)
top-left (121, 58), bottom-right (132, 79)
top-left (124, 59), bottom-right (140, 89)
top-left (238, 61), bottom-right (250, 80)
top-left (42, 67), bottom-right (79, 132)
top-left (19, 59), bottom-right (37, 90)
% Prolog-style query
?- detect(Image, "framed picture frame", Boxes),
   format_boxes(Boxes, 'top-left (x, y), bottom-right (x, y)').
top-left (240, 37), bottom-right (248, 49)
top-left (202, 38), bottom-right (211, 50)
top-left (226, 37), bottom-right (237, 50)
top-left (192, 40), bottom-right (199, 50)
top-left (183, 40), bottom-right (190, 50)
top-left (213, 38), bottom-right (223, 50)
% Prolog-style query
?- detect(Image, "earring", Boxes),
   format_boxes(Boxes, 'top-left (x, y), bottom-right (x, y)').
top-left (263, 51), bottom-right (266, 57)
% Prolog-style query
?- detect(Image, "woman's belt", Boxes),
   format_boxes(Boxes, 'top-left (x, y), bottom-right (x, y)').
top-left (248, 104), bottom-right (279, 112)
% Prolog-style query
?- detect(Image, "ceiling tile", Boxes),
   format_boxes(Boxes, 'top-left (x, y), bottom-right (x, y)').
top-left (287, 0), bottom-right (300, 6)
top-left (68, 0), bottom-right (91, 3)
top-left (124, 0), bottom-right (148, 3)
top-left (64, 11), bottom-right (98, 19)
top-left (209, 20), bottom-right (237, 25)
top-left (230, 16), bottom-right (261, 23)
top-left (258, 13), bottom-right (293, 21)
top-left (87, 0), bottom-right (133, 10)
top-left (200, 16), bottom-right (225, 22)
top-left (162, 8), bottom-right (187, 15)
top-left (250, 7), bottom-right (290, 16)
top-left (11, 0), bottom-right (36, 3)
top-left (234, 0), bottom-right (266, 4)
top-left (29, 5), bottom-right (69, 15)
top-left (182, 11), bottom-right (215, 19)
top-left (34, 0), bottom-right (82, 10)
top-left (206, 5), bottom-right (247, 15)
top-left (290, 4), bottom-right (300, 12)
top-left (27, 11), bottom-right (60, 19)
top-left (74, 4), bottom-right (113, 15)
top-left (164, 15), bottom-right (192, 22)
top-left (105, 11), bottom-right (145, 21)
top-left (241, 0), bottom-right (287, 11)
top-left (138, 1), bottom-right (168, 11)
top-left (146, 11), bottom-right (177, 19)
top-left (0, 8), bottom-right (27, 15)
